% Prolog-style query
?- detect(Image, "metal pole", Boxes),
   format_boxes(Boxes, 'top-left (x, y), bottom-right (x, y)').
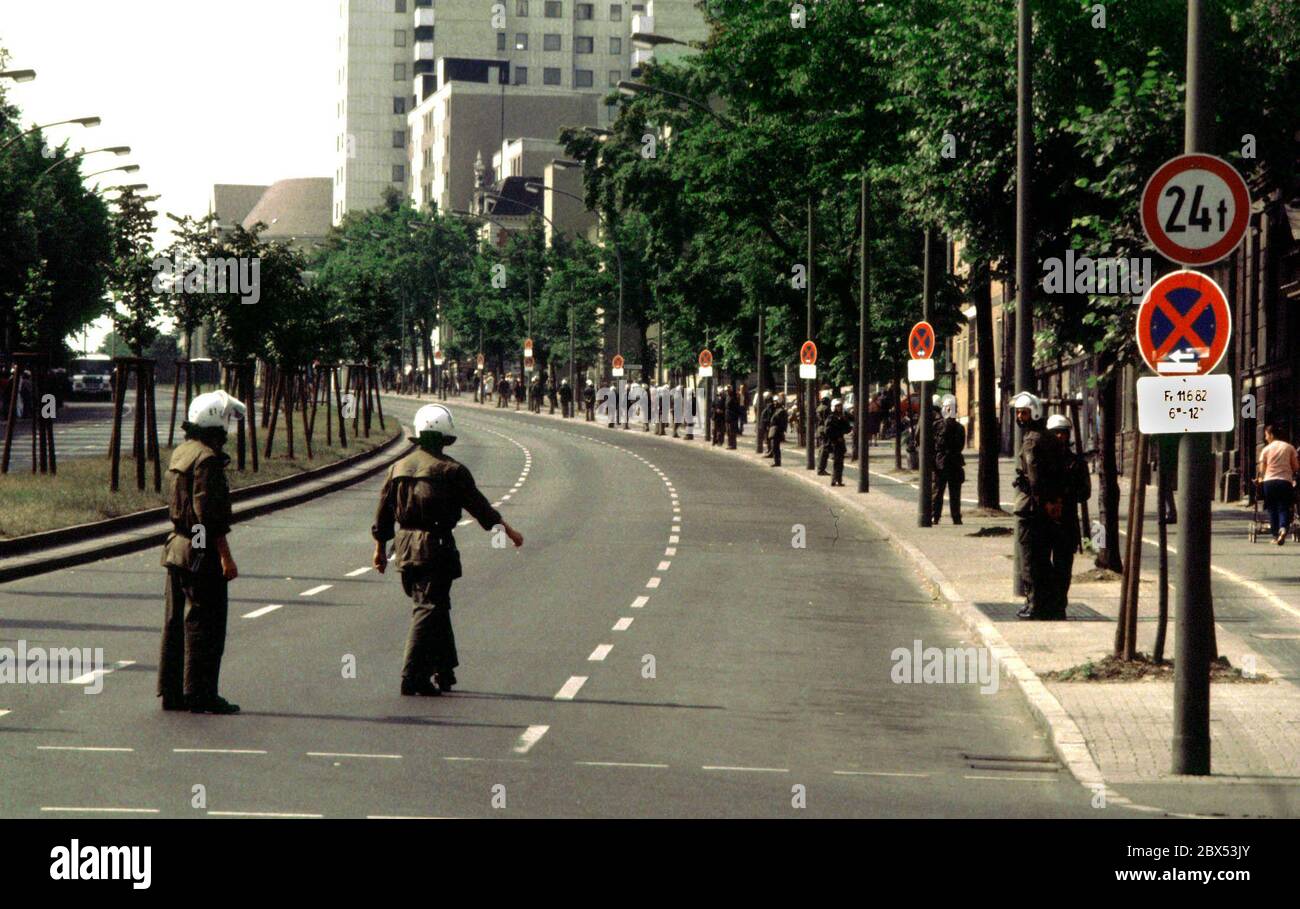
top-left (806, 196), bottom-right (816, 471)
top-left (1172, 0), bottom-right (1213, 777)
top-left (1012, 0), bottom-right (1035, 590)
top-left (858, 173), bottom-right (870, 493)
top-left (756, 307), bottom-right (765, 453)
top-left (569, 305), bottom-right (575, 417)
top-left (919, 230), bottom-right (934, 526)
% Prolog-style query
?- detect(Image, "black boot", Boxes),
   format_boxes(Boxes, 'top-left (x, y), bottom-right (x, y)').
top-left (190, 695), bottom-right (240, 714)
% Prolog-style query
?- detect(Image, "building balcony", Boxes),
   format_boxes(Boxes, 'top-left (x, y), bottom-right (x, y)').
top-left (414, 7), bottom-right (434, 28)
top-left (631, 46), bottom-right (654, 75)
top-left (631, 13), bottom-right (654, 41)
top-left (415, 41), bottom-right (434, 62)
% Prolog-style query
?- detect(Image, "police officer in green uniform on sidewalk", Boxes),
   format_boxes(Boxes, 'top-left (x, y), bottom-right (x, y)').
top-left (1012, 391), bottom-right (1064, 620)
top-left (372, 404), bottom-right (524, 696)
top-left (824, 398), bottom-right (853, 486)
top-left (158, 390), bottom-right (245, 714)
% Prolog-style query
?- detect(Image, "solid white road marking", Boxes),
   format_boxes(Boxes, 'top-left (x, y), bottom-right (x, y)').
top-left (588, 644), bottom-right (613, 661)
top-left (241, 603), bottom-right (284, 619)
top-left (513, 725), bottom-right (551, 754)
top-left (41, 806), bottom-right (159, 814)
top-left (345, 567), bottom-right (371, 577)
top-left (631, 596), bottom-right (649, 609)
top-left (554, 676), bottom-right (588, 700)
top-left (646, 577), bottom-right (661, 588)
top-left (306, 752), bottom-right (402, 760)
top-left (208, 810), bottom-right (324, 818)
top-left (300, 584), bottom-right (333, 597)
top-left (65, 659), bottom-right (134, 687)
top-left (612, 617), bottom-right (633, 631)
top-left (702, 765), bottom-right (790, 773)
top-left (657, 561), bottom-right (671, 571)
top-left (38, 746), bottom-right (133, 752)
top-left (173, 748), bottom-right (268, 755)
top-left (576, 761), bottom-right (669, 769)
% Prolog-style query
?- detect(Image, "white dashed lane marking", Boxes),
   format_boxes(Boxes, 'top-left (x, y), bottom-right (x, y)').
top-left (41, 806), bottom-right (159, 814)
top-left (38, 745), bottom-right (133, 753)
top-left (645, 577), bottom-right (661, 589)
top-left (554, 676), bottom-right (588, 701)
top-left (345, 567), bottom-right (371, 577)
top-left (576, 760), bottom-right (669, 769)
top-left (242, 604), bottom-right (284, 619)
top-left (833, 770), bottom-right (930, 778)
top-left (630, 596), bottom-right (649, 609)
top-left (208, 810), bottom-right (324, 818)
top-left (307, 751), bottom-right (402, 760)
top-left (703, 765), bottom-right (790, 773)
top-left (65, 660), bottom-right (134, 687)
top-left (657, 561), bottom-right (671, 571)
top-left (513, 725), bottom-right (551, 754)
top-left (300, 584), bottom-right (332, 597)
top-left (588, 644), bottom-right (613, 661)
top-left (174, 748), bottom-right (267, 755)
top-left (612, 617), bottom-right (633, 631)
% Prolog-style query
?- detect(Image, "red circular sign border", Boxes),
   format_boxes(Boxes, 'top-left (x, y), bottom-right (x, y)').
top-left (1140, 153), bottom-right (1250, 267)
top-left (908, 321), bottom-right (935, 360)
top-left (799, 341), bottom-right (818, 366)
top-left (1134, 270), bottom-right (1231, 376)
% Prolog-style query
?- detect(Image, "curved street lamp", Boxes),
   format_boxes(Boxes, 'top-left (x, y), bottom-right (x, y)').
top-left (40, 145), bottom-right (131, 177)
top-left (82, 163), bottom-right (141, 182)
top-left (0, 115), bottom-right (101, 154)
top-left (0, 69), bottom-right (37, 82)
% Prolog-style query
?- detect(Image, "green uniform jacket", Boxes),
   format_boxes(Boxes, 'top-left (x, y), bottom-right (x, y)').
top-left (161, 439), bottom-right (233, 571)
top-left (372, 448), bottom-right (503, 577)
top-left (1015, 422), bottom-right (1063, 516)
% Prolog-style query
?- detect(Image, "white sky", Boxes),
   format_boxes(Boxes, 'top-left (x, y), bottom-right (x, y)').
top-left (2, 0), bottom-right (337, 349)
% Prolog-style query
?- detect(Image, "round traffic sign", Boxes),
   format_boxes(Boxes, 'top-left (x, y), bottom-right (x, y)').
top-left (433, 349), bottom-right (444, 365)
top-left (1135, 270), bottom-right (1231, 376)
top-left (799, 341), bottom-right (817, 366)
top-left (1141, 154), bottom-right (1250, 267)
top-left (698, 349), bottom-right (713, 369)
top-left (908, 321), bottom-right (935, 360)
top-left (612, 354), bottom-right (625, 370)
top-left (476, 353), bottom-right (485, 368)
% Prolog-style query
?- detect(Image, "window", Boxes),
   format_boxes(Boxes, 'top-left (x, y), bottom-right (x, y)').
top-left (392, 165), bottom-right (405, 183)
top-left (545, 1), bottom-right (561, 17)
top-left (393, 129), bottom-right (406, 148)
top-left (608, 69), bottom-right (621, 86)
top-left (394, 62), bottom-right (406, 80)
top-left (393, 96), bottom-right (407, 114)
top-left (394, 29), bottom-right (406, 46)
top-left (610, 4), bottom-right (621, 20)
top-left (609, 36), bottom-right (621, 54)
top-left (514, 65), bottom-right (529, 84)
top-left (395, 0), bottom-right (406, 11)
top-left (543, 33), bottom-right (561, 51)
top-left (575, 36), bottom-right (593, 54)
top-left (574, 68), bottom-right (593, 87)
top-left (515, 32), bottom-right (529, 49)
top-left (497, 32), bottom-right (507, 50)
top-left (543, 67), bottom-right (561, 85)
top-left (516, 0), bottom-right (529, 14)
top-left (576, 3), bottom-right (593, 19)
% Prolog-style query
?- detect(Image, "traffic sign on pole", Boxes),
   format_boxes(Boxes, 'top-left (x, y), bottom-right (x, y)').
top-left (612, 354), bottom-right (624, 378)
top-left (433, 349), bottom-right (445, 367)
top-left (1135, 270), bottom-right (1231, 376)
top-left (476, 353), bottom-right (485, 369)
top-left (798, 340), bottom-right (817, 379)
top-left (698, 349), bottom-right (713, 378)
top-left (1141, 153), bottom-right (1250, 267)
top-left (523, 338), bottom-right (534, 357)
top-left (908, 321), bottom-right (935, 360)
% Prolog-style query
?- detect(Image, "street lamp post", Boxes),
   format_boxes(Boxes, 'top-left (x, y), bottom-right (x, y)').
top-left (0, 69), bottom-right (37, 82)
top-left (40, 146), bottom-right (132, 178)
top-left (0, 115), bottom-right (99, 154)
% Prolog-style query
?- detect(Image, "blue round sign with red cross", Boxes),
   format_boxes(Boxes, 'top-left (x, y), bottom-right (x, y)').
top-left (908, 321), bottom-right (935, 360)
top-left (1135, 270), bottom-right (1231, 376)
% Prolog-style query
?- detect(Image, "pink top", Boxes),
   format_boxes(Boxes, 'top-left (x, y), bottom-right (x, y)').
top-left (1258, 440), bottom-right (1300, 483)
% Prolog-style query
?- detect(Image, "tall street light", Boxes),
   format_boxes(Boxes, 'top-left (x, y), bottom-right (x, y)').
top-left (0, 115), bottom-right (100, 154)
top-left (0, 69), bottom-right (37, 82)
top-left (81, 163), bottom-right (140, 182)
top-left (40, 145), bottom-right (131, 178)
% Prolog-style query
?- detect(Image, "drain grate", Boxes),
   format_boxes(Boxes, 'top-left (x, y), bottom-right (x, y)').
top-left (962, 753), bottom-right (1061, 773)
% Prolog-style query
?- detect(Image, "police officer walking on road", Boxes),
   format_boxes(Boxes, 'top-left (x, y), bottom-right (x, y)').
top-left (1012, 392), bottom-right (1064, 620)
top-left (768, 395), bottom-right (789, 467)
top-left (815, 393), bottom-right (832, 475)
top-left (158, 390), bottom-right (245, 714)
top-left (932, 394), bottom-right (967, 525)
top-left (824, 398), bottom-right (852, 486)
top-left (372, 404), bottom-right (524, 696)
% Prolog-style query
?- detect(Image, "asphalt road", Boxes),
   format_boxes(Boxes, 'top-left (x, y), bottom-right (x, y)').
top-left (0, 397), bottom-right (1151, 818)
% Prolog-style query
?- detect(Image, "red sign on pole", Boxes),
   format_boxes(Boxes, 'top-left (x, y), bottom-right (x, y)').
top-left (698, 349), bottom-right (713, 369)
top-left (612, 354), bottom-right (625, 370)
top-left (908, 321), bottom-right (935, 359)
top-left (1135, 270), bottom-right (1231, 376)
top-left (1141, 154), bottom-right (1250, 267)
top-left (799, 341), bottom-right (817, 366)
top-left (476, 353), bottom-right (485, 368)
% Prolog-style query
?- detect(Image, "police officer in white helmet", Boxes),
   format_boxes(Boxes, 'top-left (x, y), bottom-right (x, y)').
top-left (1011, 391), bottom-right (1066, 619)
top-left (372, 404), bottom-right (524, 696)
top-left (158, 390), bottom-right (247, 714)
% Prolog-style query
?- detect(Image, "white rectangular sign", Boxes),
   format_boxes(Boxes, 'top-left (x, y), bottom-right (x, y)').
top-left (698, 366), bottom-right (713, 378)
top-left (798, 363), bottom-right (817, 379)
top-left (611, 367), bottom-right (625, 377)
top-left (1136, 374), bottom-right (1234, 434)
top-left (907, 358), bottom-right (935, 383)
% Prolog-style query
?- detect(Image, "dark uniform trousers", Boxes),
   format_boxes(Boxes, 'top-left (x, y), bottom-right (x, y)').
top-left (1017, 515), bottom-right (1055, 612)
top-left (1047, 519), bottom-right (1077, 614)
top-left (400, 568), bottom-right (457, 682)
top-left (159, 558), bottom-right (229, 702)
top-left (932, 468), bottom-right (963, 523)
top-left (831, 440), bottom-right (847, 484)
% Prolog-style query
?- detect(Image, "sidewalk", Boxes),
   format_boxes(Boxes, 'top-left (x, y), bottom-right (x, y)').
top-left (431, 394), bottom-right (1300, 793)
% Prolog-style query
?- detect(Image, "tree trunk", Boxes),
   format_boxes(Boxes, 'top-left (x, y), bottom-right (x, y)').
top-left (972, 260), bottom-right (1000, 509)
top-left (1095, 353), bottom-right (1123, 572)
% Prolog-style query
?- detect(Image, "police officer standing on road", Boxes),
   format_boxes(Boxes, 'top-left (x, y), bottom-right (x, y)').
top-left (584, 379), bottom-right (596, 421)
top-left (725, 387), bottom-right (741, 449)
top-left (758, 391), bottom-right (773, 456)
top-left (932, 394), bottom-right (967, 525)
top-left (1012, 392), bottom-right (1064, 620)
top-left (158, 390), bottom-right (245, 714)
top-left (824, 398), bottom-right (852, 486)
top-left (1047, 414), bottom-right (1089, 618)
top-left (559, 378), bottom-right (573, 418)
top-left (372, 404), bottom-right (524, 696)
top-left (768, 395), bottom-right (789, 467)
top-left (815, 393), bottom-right (832, 475)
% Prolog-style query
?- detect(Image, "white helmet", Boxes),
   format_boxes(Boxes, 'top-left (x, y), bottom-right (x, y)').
top-left (941, 394), bottom-right (958, 420)
top-left (932, 393), bottom-right (941, 406)
top-left (413, 403), bottom-right (456, 445)
top-left (764, 391), bottom-right (773, 399)
top-left (831, 398), bottom-right (843, 409)
top-left (1011, 390), bottom-right (1044, 420)
top-left (1046, 414), bottom-right (1072, 432)
top-left (187, 390), bottom-right (246, 429)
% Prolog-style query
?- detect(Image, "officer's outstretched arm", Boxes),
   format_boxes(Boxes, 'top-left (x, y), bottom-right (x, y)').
top-left (496, 520), bottom-right (524, 548)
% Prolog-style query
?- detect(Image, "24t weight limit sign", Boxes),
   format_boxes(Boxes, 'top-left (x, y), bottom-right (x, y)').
top-left (1141, 153), bottom-right (1250, 267)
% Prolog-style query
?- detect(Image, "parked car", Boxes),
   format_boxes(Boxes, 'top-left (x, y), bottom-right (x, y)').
top-left (68, 354), bottom-right (114, 400)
